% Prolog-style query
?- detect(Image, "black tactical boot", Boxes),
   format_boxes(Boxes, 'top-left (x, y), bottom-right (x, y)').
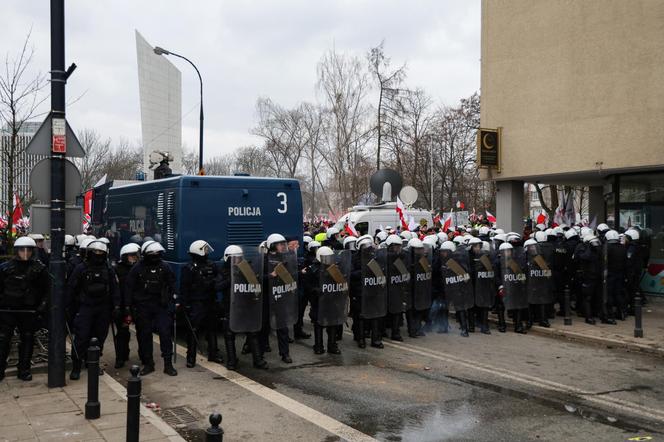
top-left (514, 310), bottom-right (527, 334)
top-left (467, 309), bottom-right (476, 333)
top-left (69, 357), bottom-right (82, 381)
top-left (390, 315), bottom-right (403, 341)
top-left (313, 324), bottom-right (325, 354)
top-left (538, 305), bottom-right (551, 328)
top-left (114, 358), bottom-right (125, 369)
top-left (294, 326), bottom-right (311, 340)
top-left (17, 337), bottom-right (34, 381)
top-left (241, 339), bottom-right (251, 355)
top-left (224, 335), bottom-right (238, 370)
top-left (0, 337), bottom-right (9, 381)
top-left (406, 310), bottom-right (418, 338)
top-left (207, 333), bottom-right (224, 364)
top-left (583, 298), bottom-right (596, 324)
top-left (370, 320), bottom-right (383, 348)
top-left (186, 329), bottom-right (197, 368)
top-left (140, 361), bottom-right (155, 376)
top-left (459, 310), bottom-right (470, 337)
top-left (249, 335), bottom-right (268, 369)
top-left (163, 358), bottom-right (178, 376)
top-left (356, 319), bottom-right (366, 348)
top-left (497, 307), bottom-right (507, 333)
top-left (480, 309), bottom-right (491, 335)
top-left (327, 328), bottom-right (341, 355)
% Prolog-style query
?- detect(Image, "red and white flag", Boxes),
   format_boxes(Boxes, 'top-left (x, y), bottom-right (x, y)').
top-left (432, 212), bottom-right (441, 225)
top-left (536, 211), bottom-right (548, 226)
top-left (407, 215), bottom-right (417, 231)
top-left (345, 220), bottom-right (359, 237)
top-left (456, 201), bottom-right (465, 210)
top-left (442, 211), bottom-right (454, 232)
top-left (485, 210), bottom-right (496, 224)
top-left (396, 196), bottom-right (409, 231)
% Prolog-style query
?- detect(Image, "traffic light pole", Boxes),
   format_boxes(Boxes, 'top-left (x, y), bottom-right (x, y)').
top-left (48, 0), bottom-right (67, 388)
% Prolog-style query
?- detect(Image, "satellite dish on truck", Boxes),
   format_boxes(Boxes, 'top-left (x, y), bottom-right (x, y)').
top-left (399, 186), bottom-right (418, 206)
top-left (370, 169), bottom-right (403, 202)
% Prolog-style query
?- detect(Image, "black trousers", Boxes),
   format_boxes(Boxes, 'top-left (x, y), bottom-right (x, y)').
top-left (0, 311), bottom-right (38, 373)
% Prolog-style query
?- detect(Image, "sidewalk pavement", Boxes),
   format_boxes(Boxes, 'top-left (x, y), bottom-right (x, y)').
top-left (490, 296), bottom-right (664, 357)
top-left (0, 369), bottom-right (184, 442)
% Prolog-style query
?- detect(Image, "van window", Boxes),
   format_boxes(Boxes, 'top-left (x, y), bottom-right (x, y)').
top-left (355, 222), bottom-right (368, 236)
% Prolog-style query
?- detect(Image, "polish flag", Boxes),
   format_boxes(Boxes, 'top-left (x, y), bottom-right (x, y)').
top-left (456, 201), bottom-right (465, 210)
top-left (396, 196), bottom-right (409, 231)
top-left (345, 220), bottom-right (359, 237)
top-left (407, 215), bottom-right (417, 231)
top-left (432, 212), bottom-right (441, 225)
top-left (485, 210), bottom-right (496, 224)
top-left (442, 211), bottom-right (453, 232)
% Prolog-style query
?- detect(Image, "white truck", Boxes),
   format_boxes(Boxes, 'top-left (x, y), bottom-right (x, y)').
top-left (333, 202), bottom-right (433, 236)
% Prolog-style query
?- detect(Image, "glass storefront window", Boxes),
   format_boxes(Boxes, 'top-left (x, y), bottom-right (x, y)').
top-left (619, 173), bottom-right (664, 203)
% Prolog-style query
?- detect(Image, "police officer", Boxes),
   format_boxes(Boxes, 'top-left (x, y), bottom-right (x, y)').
top-left (181, 240), bottom-right (224, 368)
top-left (624, 229), bottom-right (643, 312)
top-left (220, 245), bottom-right (268, 370)
top-left (576, 234), bottom-right (602, 324)
top-left (469, 237), bottom-right (494, 334)
top-left (262, 233), bottom-right (296, 364)
top-left (64, 234), bottom-right (76, 261)
top-left (323, 227), bottom-right (344, 250)
top-left (407, 238), bottom-right (432, 338)
top-left (385, 234), bottom-right (409, 341)
top-left (126, 241), bottom-right (178, 376)
top-left (29, 234), bottom-right (50, 266)
top-left (68, 240), bottom-right (119, 380)
top-left (112, 243), bottom-right (140, 369)
top-left (293, 237), bottom-right (312, 340)
top-left (605, 230), bottom-right (627, 321)
top-left (440, 240), bottom-right (474, 337)
top-left (0, 237), bottom-right (49, 381)
top-left (307, 246), bottom-right (344, 354)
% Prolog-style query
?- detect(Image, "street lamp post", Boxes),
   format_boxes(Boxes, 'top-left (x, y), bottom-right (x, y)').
top-left (153, 46), bottom-right (205, 175)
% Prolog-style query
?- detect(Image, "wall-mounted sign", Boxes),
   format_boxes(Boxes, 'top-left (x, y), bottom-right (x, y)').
top-left (477, 127), bottom-right (501, 172)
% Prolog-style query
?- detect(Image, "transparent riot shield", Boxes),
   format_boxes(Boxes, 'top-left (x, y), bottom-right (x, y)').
top-left (267, 250), bottom-right (299, 329)
top-left (387, 250), bottom-right (411, 314)
top-left (229, 248), bottom-right (264, 333)
top-left (411, 246), bottom-right (433, 311)
top-left (318, 250), bottom-right (351, 327)
top-left (526, 242), bottom-right (554, 304)
top-left (472, 252), bottom-right (496, 308)
top-left (442, 251), bottom-right (474, 311)
top-left (360, 247), bottom-right (387, 319)
top-left (500, 247), bottom-right (528, 310)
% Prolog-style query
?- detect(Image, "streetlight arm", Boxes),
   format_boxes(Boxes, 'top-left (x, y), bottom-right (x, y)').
top-left (153, 47), bottom-right (205, 174)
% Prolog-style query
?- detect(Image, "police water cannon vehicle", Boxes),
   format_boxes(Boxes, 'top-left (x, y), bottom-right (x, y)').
top-left (333, 169), bottom-right (432, 235)
top-left (89, 174), bottom-right (303, 281)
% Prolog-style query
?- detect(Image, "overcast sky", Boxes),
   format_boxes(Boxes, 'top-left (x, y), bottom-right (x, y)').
top-left (4, 1), bottom-right (480, 157)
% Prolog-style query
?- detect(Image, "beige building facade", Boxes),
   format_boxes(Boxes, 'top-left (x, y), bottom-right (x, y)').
top-left (480, 0), bottom-right (664, 294)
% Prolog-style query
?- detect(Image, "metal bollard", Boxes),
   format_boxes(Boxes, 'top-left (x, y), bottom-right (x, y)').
top-left (85, 337), bottom-right (101, 419)
top-left (206, 412), bottom-right (224, 442)
top-left (563, 286), bottom-right (572, 326)
top-left (634, 293), bottom-right (644, 338)
top-left (126, 365), bottom-right (142, 442)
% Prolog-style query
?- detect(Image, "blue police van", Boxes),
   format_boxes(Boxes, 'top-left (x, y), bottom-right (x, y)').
top-left (93, 175), bottom-right (302, 280)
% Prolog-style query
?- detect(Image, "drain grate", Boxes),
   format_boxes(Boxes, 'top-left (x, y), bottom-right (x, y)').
top-left (160, 406), bottom-right (201, 427)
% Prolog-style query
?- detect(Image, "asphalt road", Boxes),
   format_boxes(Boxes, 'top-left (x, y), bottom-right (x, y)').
top-left (102, 320), bottom-right (664, 441)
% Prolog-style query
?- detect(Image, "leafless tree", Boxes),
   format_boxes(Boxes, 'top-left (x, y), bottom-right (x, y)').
top-left (0, 31), bottom-right (48, 237)
top-left (317, 48), bottom-right (374, 211)
top-left (367, 41), bottom-right (406, 170)
top-left (233, 145), bottom-right (274, 177)
top-left (74, 130), bottom-right (142, 189)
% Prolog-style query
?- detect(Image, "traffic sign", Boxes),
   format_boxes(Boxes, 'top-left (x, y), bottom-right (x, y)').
top-left (29, 158), bottom-right (82, 203)
top-left (30, 204), bottom-right (83, 235)
top-left (26, 113), bottom-right (85, 157)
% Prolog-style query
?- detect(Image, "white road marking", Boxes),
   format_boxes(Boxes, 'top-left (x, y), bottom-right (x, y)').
top-left (149, 333), bottom-right (377, 442)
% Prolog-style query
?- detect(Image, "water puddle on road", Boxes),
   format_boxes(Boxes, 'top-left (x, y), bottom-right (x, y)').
top-left (372, 406), bottom-right (479, 442)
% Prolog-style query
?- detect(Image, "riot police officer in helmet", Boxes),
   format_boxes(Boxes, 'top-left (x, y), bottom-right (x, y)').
top-left (112, 243), bottom-right (140, 369)
top-left (67, 240), bottom-right (119, 380)
top-left (126, 241), bottom-right (178, 376)
top-left (0, 237), bottom-right (49, 381)
top-left (181, 240), bottom-right (224, 368)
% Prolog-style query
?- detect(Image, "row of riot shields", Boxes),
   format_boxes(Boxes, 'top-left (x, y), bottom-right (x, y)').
top-left (228, 243), bottom-right (554, 334)
top-left (359, 246), bottom-right (434, 319)
top-left (229, 248), bottom-right (353, 332)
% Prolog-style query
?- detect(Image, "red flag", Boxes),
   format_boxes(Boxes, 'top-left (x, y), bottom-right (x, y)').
top-left (486, 210), bottom-right (496, 224)
top-left (12, 193), bottom-right (23, 225)
top-left (396, 197), bottom-right (409, 231)
top-left (432, 212), bottom-right (441, 225)
top-left (442, 211), bottom-right (453, 232)
top-left (536, 212), bottom-right (547, 225)
top-left (345, 220), bottom-right (358, 237)
top-left (456, 201), bottom-right (465, 210)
